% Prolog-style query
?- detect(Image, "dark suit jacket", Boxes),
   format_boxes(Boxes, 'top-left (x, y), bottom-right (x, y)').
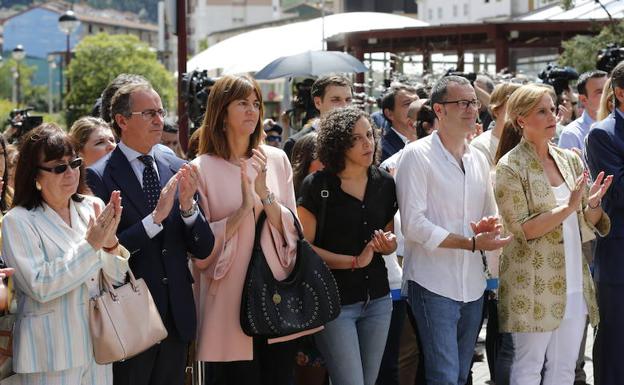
top-left (586, 111), bottom-right (624, 284)
top-left (86, 145), bottom-right (215, 342)
top-left (380, 127), bottom-right (406, 163)
top-left (283, 122), bottom-right (318, 160)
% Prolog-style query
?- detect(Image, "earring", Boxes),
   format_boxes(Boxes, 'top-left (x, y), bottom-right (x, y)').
top-left (35, 181), bottom-right (42, 191)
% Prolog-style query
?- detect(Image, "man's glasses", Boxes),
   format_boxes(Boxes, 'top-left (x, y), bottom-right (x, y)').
top-left (439, 100), bottom-right (481, 110)
top-left (266, 135), bottom-right (281, 143)
top-left (38, 158), bottom-right (83, 174)
top-left (130, 109), bottom-right (167, 120)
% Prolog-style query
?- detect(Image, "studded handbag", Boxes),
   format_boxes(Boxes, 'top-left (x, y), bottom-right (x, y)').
top-left (240, 209), bottom-right (341, 338)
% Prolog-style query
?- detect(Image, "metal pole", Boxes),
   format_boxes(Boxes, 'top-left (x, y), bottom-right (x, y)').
top-left (177, 0), bottom-right (189, 153)
top-left (48, 62), bottom-right (54, 114)
top-left (15, 61), bottom-right (21, 107)
top-left (66, 33), bottom-right (72, 93)
top-left (321, 0), bottom-right (325, 50)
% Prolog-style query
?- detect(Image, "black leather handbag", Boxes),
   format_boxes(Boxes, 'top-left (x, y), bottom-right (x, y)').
top-left (240, 209), bottom-right (341, 338)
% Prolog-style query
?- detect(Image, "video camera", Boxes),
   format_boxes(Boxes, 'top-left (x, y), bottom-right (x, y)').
top-left (538, 64), bottom-right (579, 96)
top-left (7, 107), bottom-right (43, 142)
top-left (444, 68), bottom-right (477, 82)
top-left (181, 70), bottom-right (217, 130)
top-left (597, 44), bottom-right (624, 73)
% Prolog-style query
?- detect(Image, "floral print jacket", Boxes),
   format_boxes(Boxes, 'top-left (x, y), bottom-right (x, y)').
top-left (495, 139), bottom-right (610, 333)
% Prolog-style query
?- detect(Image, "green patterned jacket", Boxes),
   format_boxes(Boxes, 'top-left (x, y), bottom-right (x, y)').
top-left (495, 138), bottom-right (610, 333)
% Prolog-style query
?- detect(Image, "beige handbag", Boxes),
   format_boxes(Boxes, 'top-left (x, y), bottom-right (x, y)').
top-left (89, 269), bottom-right (168, 364)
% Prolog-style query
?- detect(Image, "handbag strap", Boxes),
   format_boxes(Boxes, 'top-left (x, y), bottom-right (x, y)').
top-left (315, 178), bottom-right (329, 245)
top-left (97, 268), bottom-right (139, 299)
top-left (253, 207), bottom-right (304, 250)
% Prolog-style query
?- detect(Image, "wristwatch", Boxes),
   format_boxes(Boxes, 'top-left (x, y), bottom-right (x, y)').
top-left (260, 191), bottom-right (276, 206)
top-left (180, 200), bottom-right (198, 218)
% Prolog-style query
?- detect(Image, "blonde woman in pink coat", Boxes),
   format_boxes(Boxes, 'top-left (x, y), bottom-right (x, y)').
top-left (192, 75), bottom-right (317, 385)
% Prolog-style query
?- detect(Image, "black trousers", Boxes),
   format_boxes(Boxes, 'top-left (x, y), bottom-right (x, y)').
top-left (113, 309), bottom-right (188, 385)
top-left (205, 337), bottom-right (299, 385)
top-left (593, 283), bottom-right (624, 385)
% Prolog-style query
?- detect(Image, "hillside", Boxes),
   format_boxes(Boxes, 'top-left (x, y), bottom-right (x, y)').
top-left (1, 0), bottom-right (157, 22)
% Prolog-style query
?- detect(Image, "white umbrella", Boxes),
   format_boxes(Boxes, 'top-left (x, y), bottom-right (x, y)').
top-left (187, 12), bottom-right (428, 74)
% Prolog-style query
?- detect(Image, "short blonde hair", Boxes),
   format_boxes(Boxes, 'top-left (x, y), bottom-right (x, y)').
top-left (505, 84), bottom-right (556, 133)
top-left (489, 83), bottom-right (522, 120)
top-left (69, 116), bottom-right (113, 152)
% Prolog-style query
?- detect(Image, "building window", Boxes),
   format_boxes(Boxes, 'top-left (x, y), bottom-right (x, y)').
top-left (437, 7), bottom-right (442, 18)
top-left (485, 0), bottom-right (490, 3)
top-left (463, 3), bottom-right (469, 15)
top-left (453, 4), bottom-right (458, 16)
top-left (428, 8), bottom-right (433, 19)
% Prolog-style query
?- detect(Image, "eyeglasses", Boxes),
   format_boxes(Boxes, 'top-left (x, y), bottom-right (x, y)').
top-left (38, 158), bottom-right (83, 174)
top-left (266, 135), bottom-right (281, 143)
top-left (439, 100), bottom-right (481, 110)
top-left (130, 109), bottom-right (167, 120)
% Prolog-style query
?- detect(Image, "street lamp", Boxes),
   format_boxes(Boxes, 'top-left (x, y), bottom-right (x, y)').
top-left (11, 45), bottom-right (25, 106)
top-left (58, 10), bottom-right (79, 94)
top-left (47, 54), bottom-right (57, 114)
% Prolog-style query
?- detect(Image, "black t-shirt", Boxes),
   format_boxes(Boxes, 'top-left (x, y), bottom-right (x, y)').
top-left (297, 166), bottom-right (398, 305)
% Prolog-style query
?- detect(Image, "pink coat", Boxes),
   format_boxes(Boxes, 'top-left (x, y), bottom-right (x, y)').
top-left (192, 145), bottom-right (316, 362)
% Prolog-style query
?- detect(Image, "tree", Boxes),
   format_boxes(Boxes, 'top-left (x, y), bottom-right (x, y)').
top-left (559, 20), bottom-right (624, 73)
top-left (0, 58), bottom-right (36, 103)
top-left (65, 33), bottom-right (174, 124)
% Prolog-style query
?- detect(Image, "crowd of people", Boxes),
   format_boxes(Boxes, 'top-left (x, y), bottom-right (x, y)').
top-left (0, 58), bottom-right (622, 385)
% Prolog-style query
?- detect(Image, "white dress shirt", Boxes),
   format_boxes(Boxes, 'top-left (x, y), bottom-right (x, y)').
top-left (118, 141), bottom-right (198, 238)
top-left (395, 131), bottom-right (497, 302)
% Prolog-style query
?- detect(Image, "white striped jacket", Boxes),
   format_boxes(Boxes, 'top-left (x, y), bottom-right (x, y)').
top-left (1, 195), bottom-right (129, 373)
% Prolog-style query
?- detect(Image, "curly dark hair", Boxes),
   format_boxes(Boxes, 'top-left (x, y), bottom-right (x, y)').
top-left (317, 106), bottom-right (378, 174)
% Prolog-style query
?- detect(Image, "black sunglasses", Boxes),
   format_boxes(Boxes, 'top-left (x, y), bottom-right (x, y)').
top-left (38, 158), bottom-right (83, 174)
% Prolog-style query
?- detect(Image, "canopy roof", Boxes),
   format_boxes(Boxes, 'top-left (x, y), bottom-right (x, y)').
top-left (518, 0), bottom-right (624, 21)
top-left (187, 12), bottom-right (428, 74)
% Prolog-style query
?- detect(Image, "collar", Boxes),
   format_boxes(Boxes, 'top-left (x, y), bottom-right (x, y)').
top-left (580, 110), bottom-right (595, 129)
top-left (118, 141), bottom-right (156, 163)
top-left (390, 126), bottom-right (409, 144)
top-left (431, 130), bottom-right (472, 163)
top-left (616, 108), bottom-right (624, 120)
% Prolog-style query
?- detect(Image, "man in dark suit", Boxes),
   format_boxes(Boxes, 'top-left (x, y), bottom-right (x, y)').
top-left (283, 74), bottom-right (353, 159)
top-left (586, 60), bottom-right (624, 385)
top-left (87, 83), bottom-right (215, 385)
top-left (379, 83), bottom-right (419, 162)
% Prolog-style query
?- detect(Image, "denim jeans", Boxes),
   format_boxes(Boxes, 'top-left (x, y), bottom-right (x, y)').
top-left (407, 280), bottom-right (484, 385)
top-left (314, 295), bottom-right (392, 385)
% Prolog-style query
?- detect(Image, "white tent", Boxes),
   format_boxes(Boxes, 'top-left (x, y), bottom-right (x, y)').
top-left (187, 12), bottom-right (428, 74)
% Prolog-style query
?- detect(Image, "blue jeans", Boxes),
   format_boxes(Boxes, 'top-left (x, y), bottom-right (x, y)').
top-left (314, 295), bottom-right (392, 385)
top-left (407, 281), bottom-right (484, 385)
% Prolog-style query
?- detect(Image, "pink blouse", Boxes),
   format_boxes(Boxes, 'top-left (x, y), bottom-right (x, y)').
top-left (192, 145), bottom-right (314, 362)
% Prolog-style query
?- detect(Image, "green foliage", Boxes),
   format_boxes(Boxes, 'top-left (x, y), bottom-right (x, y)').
top-left (560, 21), bottom-right (624, 73)
top-left (65, 33), bottom-right (174, 125)
top-left (0, 58), bottom-right (36, 103)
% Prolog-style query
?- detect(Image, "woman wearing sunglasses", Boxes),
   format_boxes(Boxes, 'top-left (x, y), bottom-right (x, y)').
top-left (0, 123), bottom-right (130, 384)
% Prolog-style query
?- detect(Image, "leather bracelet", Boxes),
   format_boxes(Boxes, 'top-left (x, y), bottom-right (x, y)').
top-left (471, 237), bottom-right (476, 253)
top-left (102, 241), bottom-right (119, 253)
top-left (588, 199), bottom-right (601, 210)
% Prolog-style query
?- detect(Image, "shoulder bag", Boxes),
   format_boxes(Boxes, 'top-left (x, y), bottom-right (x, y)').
top-left (240, 209), bottom-right (341, 338)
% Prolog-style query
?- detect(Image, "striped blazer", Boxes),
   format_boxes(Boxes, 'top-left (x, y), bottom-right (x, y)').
top-left (1, 195), bottom-right (129, 374)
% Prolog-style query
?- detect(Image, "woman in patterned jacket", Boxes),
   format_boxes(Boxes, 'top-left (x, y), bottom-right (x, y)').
top-left (494, 84), bottom-right (612, 385)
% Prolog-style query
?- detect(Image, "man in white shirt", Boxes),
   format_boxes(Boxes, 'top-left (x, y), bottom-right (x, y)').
top-left (395, 75), bottom-right (512, 385)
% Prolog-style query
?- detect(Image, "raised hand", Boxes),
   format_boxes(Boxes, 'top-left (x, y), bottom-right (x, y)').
top-left (470, 216), bottom-right (502, 235)
top-left (568, 173), bottom-right (586, 212)
top-left (370, 230), bottom-right (397, 255)
top-left (249, 147), bottom-right (269, 199)
top-left (475, 230), bottom-right (513, 251)
top-left (178, 163), bottom-right (200, 211)
top-left (152, 174), bottom-right (179, 225)
top-left (588, 170), bottom-right (613, 208)
top-left (103, 191), bottom-right (123, 249)
top-left (86, 197), bottom-right (119, 250)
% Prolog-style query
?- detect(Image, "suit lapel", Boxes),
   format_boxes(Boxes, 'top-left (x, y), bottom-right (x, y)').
top-left (108, 147), bottom-right (150, 217)
top-left (154, 147), bottom-right (177, 189)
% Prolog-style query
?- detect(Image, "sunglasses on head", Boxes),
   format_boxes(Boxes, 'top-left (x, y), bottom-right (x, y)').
top-left (38, 158), bottom-right (83, 174)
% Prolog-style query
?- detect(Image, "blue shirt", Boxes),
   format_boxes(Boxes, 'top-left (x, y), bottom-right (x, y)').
top-left (558, 110), bottom-right (595, 151)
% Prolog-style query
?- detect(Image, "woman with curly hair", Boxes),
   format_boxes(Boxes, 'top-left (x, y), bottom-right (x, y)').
top-left (297, 106), bottom-right (398, 385)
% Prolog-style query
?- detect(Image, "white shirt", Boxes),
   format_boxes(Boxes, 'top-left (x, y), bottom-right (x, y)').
top-left (118, 141), bottom-right (198, 238)
top-left (552, 183), bottom-right (588, 319)
top-left (395, 131), bottom-right (497, 302)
